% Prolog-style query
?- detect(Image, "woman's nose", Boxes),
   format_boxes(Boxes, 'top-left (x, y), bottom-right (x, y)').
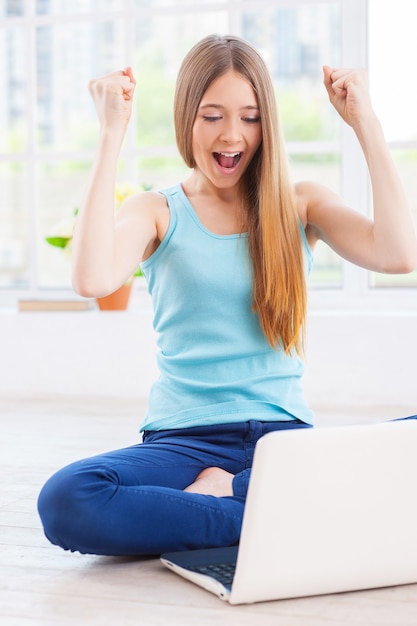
top-left (219, 120), bottom-right (242, 144)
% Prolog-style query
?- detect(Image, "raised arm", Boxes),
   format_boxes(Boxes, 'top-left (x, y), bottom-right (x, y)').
top-left (303, 66), bottom-right (417, 273)
top-left (71, 68), bottom-right (158, 297)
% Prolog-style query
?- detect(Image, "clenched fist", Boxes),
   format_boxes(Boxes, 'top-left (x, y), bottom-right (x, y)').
top-left (323, 66), bottom-right (375, 129)
top-left (88, 67), bottom-right (136, 131)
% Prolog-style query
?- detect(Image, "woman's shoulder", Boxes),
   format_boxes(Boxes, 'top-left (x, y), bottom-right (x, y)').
top-left (293, 181), bottom-right (317, 227)
top-left (117, 189), bottom-right (171, 246)
top-left (124, 189), bottom-right (171, 224)
top-left (129, 189), bottom-right (169, 209)
top-left (132, 184), bottom-right (185, 215)
top-left (139, 190), bottom-right (171, 241)
top-left (293, 180), bottom-right (343, 249)
top-left (294, 179), bottom-right (331, 201)
top-left (294, 180), bottom-right (341, 222)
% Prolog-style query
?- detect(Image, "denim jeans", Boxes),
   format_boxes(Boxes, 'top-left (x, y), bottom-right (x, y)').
top-left (37, 419), bottom-right (311, 556)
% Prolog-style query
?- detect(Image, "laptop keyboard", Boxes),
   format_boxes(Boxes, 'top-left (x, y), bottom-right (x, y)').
top-left (188, 562), bottom-right (236, 588)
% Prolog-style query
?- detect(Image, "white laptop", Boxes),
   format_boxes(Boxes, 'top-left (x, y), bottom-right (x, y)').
top-left (161, 418), bottom-right (417, 604)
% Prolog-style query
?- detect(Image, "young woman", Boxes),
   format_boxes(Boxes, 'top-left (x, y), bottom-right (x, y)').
top-left (38, 35), bottom-right (417, 556)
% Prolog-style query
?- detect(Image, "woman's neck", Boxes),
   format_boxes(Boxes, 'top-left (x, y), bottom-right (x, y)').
top-left (182, 174), bottom-right (247, 235)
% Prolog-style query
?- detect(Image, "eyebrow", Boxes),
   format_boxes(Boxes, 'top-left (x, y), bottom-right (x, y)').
top-left (198, 103), bottom-right (259, 111)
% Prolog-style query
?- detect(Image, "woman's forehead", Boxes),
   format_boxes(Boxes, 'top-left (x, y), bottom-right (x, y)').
top-left (200, 71), bottom-right (259, 107)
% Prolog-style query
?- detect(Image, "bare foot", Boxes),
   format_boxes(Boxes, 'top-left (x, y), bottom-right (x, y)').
top-left (184, 467), bottom-right (234, 497)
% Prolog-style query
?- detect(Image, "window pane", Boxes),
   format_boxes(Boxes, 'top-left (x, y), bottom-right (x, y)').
top-left (0, 0), bottom-right (24, 17)
top-left (134, 0), bottom-right (221, 6)
top-left (369, 1), bottom-right (417, 288)
top-left (369, 0), bottom-right (417, 142)
top-left (371, 149), bottom-right (417, 288)
top-left (289, 153), bottom-right (342, 287)
top-left (0, 27), bottom-right (27, 151)
top-left (0, 163), bottom-right (29, 288)
top-left (240, 3), bottom-right (340, 142)
top-left (133, 11), bottom-right (228, 154)
top-left (36, 20), bottom-right (126, 151)
top-left (38, 161), bottom-right (90, 288)
top-left (36, 0), bottom-right (117, 15)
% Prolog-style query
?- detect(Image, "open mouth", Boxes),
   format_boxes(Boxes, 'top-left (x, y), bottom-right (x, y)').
top-left (213, 152), bottom-right (242, 169)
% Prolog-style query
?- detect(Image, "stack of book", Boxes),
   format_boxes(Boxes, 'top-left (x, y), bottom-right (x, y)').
top-left (18, 299), bottom-right (95, 312)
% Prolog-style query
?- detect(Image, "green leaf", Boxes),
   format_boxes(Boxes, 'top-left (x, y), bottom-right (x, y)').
top-left (45, 236), bottom-right (70, 249)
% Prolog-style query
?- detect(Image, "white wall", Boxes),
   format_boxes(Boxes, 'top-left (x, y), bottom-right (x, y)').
top-left (1, 289), bottom-right (416, 412)
top-left (303, 310), bottom-right (417, 409)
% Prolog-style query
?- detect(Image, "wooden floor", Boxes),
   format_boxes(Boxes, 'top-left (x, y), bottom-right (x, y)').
top-left (2, 396), bottom-right (417, 626)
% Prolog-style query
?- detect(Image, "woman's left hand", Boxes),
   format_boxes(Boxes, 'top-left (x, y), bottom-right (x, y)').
top-left (323, 66), bottom-right (374, 128)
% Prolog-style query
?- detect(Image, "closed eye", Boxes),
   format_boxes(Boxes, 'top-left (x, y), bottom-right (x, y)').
top-left (203, 115), bottom-right (222, 122)
top-left (242, 116), bottom-right (261, 124)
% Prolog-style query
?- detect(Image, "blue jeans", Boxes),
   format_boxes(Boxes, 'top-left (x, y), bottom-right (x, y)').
top-left (37, 419), bottom-right (311, 556)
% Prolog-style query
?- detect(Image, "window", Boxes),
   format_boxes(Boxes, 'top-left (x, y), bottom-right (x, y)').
top-left (368, 0), bottom-right (417, 289)
top-left (0, 0), bottom-right (415, 308)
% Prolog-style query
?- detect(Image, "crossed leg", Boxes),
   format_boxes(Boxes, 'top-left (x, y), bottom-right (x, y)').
top-left (38, 439), bottom-right (246, 556)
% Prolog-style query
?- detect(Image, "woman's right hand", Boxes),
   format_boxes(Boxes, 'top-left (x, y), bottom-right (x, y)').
top-left (88, 67), bottom-right (136, 131)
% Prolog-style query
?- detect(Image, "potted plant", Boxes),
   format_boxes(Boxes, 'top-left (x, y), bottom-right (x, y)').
top-left (45, 184), bottom-right (147, 310)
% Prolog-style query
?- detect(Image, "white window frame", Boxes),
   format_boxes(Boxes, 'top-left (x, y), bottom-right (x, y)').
top-left (0, 0), bottom-right (415, 310)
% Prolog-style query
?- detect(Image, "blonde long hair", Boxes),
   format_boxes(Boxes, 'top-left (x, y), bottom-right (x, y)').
top-left (174, 34), bottom-right (307, 354)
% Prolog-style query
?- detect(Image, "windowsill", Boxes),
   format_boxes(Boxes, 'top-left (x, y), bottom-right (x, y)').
top-left (0, 280), bottom-right (153, 313)
top-left (2, 281), bottom-right (417, 313)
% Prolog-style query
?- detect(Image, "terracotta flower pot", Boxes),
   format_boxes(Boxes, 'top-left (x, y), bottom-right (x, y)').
top-left (96, 282), bottom-right (133, 311)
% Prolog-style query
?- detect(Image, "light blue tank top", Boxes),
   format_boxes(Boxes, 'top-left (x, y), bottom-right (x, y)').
top-left (139, 183), bottom-right (314, 431)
